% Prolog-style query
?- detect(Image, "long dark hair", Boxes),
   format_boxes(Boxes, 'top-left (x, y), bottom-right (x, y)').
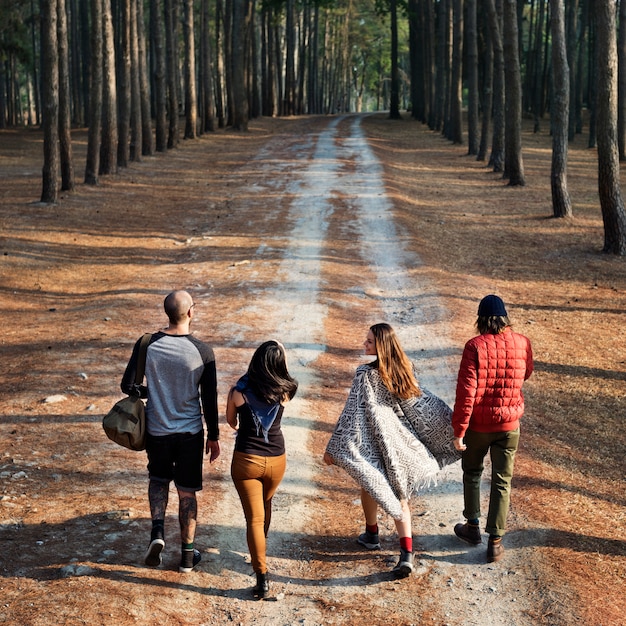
top-left (369, 323), bottom-right (421, 400)
top-left (246, 340), bottom-right (298, 404)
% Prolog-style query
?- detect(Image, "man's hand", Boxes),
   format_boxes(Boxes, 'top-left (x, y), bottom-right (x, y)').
top-left (206, 439), bottom-right (221, 463)
top-left (453, 436), bottom-right (466, 452)
top-left (323, 451), bottom-right (334, 466)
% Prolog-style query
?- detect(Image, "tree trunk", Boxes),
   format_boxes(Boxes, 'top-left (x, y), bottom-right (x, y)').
top-left (200, 0), bottom-right (216, 132)
top-left (130, 0), bottom-right (143, 160)
top-left (41, 0), bottom-right (59, 203)
top-left (477, 4), bottom-right (493, 162)
top-left (85, 0), bottom-right (103, 184)
top-left (137, 0), bottom-right (153, 155)
top-left (596, 0), bottom-right (626, 254)
top-left (100, 0), bottom-right (118, 174)
top-left (618, 0), bottom-right (626, 160)
top-left (549, 0), bottom-right (572, 217)
top-left (183, 0), bottom-right (197, 139)
top-left (502, 0), bottom-right (525, 185)
top-left (165, 0), bottom-right (180, 148)
top-left (57, 0), bottom-right (74, 191)
top-left (485, 0), bottom-right (505, 172)
top-left (231, 0), bottom-right (249, 130)
top-left (118, 0), bottom-right (132, 167)
top-left (389, 0), bottom-right (401, 119)
top-left (566, 0), bottom-right (579, 141)
top-left (151, 0), bottom-right (168, 151)
top-left (466, 0), bottom-right (479, 154)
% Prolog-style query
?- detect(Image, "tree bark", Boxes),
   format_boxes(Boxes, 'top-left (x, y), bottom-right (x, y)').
top-left (466, 0), bottom-right (479, 154)
top-left (41, 0), bottom-right (59, 203)
top-left (151, 0), bottom-right (168, 151)
top-left (100, 0), bottom-right (118, 174)
top-left (231, 0), bottom-right (249, 130)
top-left (389, 0), bottom-right (401, 119)
top-left (165, 0), bottom-right (180, 148)
top-left (85, 0), bottom-right (103, 184)
top-left (618, 0), bottom-right (626, 160)
top-left (183, 0), bottom-right (197, 138)
top-left (596, 0), bottom-right (626, 254)
top-left (57, 0), bottom-right (74, 191)
top-left (485, 0), bottom-right (504, 172)
top-left (137, 0), bottom-right (153, 155)
top-left (502, 0), bottom-right (525, 185)
top-left (549, 0), bottom-right (572, 217)
top-left (118, 0), bottom-right (132, 167)
top-left (130, 0), bottom-right (143, 160)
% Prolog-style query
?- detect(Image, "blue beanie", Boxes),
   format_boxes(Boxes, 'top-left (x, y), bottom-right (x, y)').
top-left (477, 294), bottom-right (507, 317)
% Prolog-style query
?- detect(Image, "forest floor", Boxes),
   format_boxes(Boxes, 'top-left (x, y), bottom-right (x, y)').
top-left (0, 113), bottom-right (624, 626)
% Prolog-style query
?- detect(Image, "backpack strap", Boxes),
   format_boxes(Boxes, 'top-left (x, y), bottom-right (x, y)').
top-left (134, 333), bottom-right (152, 386)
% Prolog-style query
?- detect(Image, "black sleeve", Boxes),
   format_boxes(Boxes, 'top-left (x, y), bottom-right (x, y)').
top-left (120, 337), bottom-right (148, 398)
top-left (190, 338), bottom-right (219, 441)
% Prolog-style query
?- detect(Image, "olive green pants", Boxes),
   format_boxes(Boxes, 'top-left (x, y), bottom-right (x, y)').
top-left (461, 428), bottom-right (520, 537)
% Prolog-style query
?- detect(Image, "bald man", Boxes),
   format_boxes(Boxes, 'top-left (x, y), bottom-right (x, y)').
top-left (121, 290), bottom-right (220, 573)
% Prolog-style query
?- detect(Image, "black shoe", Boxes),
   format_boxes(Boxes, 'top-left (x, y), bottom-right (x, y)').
top-left (357, 530), bottom-right (381, 550)
top-left (392, 549), bottom-right (414, 579)
top-left (454, 522), bottom-right (482, 545)
top-left (253, 571), bottom-right (269, 599)
top-left (144, 537), bottom-right (165, 567)
top-left (179, 548), bottom-right (201, 573)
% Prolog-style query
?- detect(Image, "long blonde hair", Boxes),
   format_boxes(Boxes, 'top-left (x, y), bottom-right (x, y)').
top-left (370, 323), bottom-right (421, 400)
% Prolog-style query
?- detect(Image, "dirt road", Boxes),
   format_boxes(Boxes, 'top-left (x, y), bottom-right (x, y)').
top-left (2, 114), bottom-right (614, 625)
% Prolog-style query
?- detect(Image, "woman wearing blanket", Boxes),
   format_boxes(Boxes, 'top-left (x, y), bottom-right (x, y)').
top-left (324, 323), bottom-right (461, 578)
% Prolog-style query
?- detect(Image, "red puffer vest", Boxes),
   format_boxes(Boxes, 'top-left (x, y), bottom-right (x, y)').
top-left (452, 328), bottom-right (533, 438)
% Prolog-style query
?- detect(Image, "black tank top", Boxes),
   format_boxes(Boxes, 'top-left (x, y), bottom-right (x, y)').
top-left (234, 401), bottom-right (285, 456)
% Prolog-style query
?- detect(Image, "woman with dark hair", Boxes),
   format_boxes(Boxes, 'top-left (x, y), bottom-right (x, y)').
top-left (227, 341), bottom-right (298, 598)
top-left (452, 295), bottom-right (533, 563)
top-left (324, 323), bottom-right (460, 578)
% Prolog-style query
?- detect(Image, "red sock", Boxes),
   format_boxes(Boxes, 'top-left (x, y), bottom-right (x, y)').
top-left (366, 523), bottom-right (379, 534)
top-left (400, 536), bottom-right (412, 553)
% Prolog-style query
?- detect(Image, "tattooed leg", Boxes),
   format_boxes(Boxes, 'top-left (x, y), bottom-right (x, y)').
top-left (148, 479), bottom-right (169, 520)
top-left (178, 490), bottom-right (198, 544)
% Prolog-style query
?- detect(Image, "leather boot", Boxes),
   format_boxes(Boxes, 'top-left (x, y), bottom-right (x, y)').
top-left (253, 571), bottom-right (269, 599)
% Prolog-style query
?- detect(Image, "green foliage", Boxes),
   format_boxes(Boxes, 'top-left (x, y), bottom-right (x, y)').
top-left (0, 0), bottom-right (33, 65)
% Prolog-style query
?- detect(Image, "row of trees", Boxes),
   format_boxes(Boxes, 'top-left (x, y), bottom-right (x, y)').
top-left (1, 0), bottom-right (625, 253)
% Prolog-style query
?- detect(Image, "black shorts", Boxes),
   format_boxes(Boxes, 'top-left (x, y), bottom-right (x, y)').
top-left (146, 430), bottom-right (204, 492)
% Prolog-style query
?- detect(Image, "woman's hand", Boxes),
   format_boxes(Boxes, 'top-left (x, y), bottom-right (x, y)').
top-left (453, 436), bottom-right (466, 452)
top-left (323, 451), bottom-right (334, 465)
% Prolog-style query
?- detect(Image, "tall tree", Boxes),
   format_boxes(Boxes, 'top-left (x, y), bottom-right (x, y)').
top-left (57, 0), bottom-right (74, 191)
top-left (165, 0), bottom-right (179, 148)
top-left (389, 0), bottom-right (401, 119)
top-left (502, 0), bottom-right (524, 185)
top-left (137, 0), bottom-right (153, 155)
top-left (40, 0), bottom-right (59, 203)
top-left (485, 0), bottom-right (504, 172)
top-left (183, 0), bottom-right (197, 138)
top-left (231, 0), bottom-right (249, 130)
top-left (100, 0), bottom-right (118, 174)
top-left (618, 0), bottom-right (626, 160)
top-left (129, 0), bottom-right (142, 160)
top-left (117, 0), bottom-right (131, 167)
top-left (596, 0), bottom-right (626, 254)
top-left (151, 0), bottom-right (168, 151)
top-left (85, 0), bottom-right (103, 184)
top-left (549, 0), bottom-right (572, 217)
top-left (466, 0), bottom-right (479, 154)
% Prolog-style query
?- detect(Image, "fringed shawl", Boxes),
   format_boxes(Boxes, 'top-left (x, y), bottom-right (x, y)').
top-left (325, 364), bottom-right (461, 519)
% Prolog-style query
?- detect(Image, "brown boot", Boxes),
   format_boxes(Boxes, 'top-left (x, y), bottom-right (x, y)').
top-left (454, 522), bottom-right (482, 545)
top-left (487, 537), bottom-right (504, 563)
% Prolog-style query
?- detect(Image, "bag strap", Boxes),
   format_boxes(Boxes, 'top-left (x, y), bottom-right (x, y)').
top-left (134, 333), bottom-right (152, 386)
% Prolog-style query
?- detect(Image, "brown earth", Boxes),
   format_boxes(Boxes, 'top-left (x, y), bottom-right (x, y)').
top-left (0, 113), bottom-right (624, 626)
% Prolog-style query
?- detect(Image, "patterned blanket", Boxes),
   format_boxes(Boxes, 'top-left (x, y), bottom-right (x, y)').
top-left (325, 364), bottom-right (461, 519)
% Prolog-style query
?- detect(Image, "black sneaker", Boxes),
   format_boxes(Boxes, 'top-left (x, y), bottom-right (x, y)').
top-left (357, 530), bottom-right (381, 550)
top-left (392, 549), bottom-right (414, 579)
top-left (144, 538), bottom-right (165, 567)
top-left (179, 548), bottom-right (201, 573)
